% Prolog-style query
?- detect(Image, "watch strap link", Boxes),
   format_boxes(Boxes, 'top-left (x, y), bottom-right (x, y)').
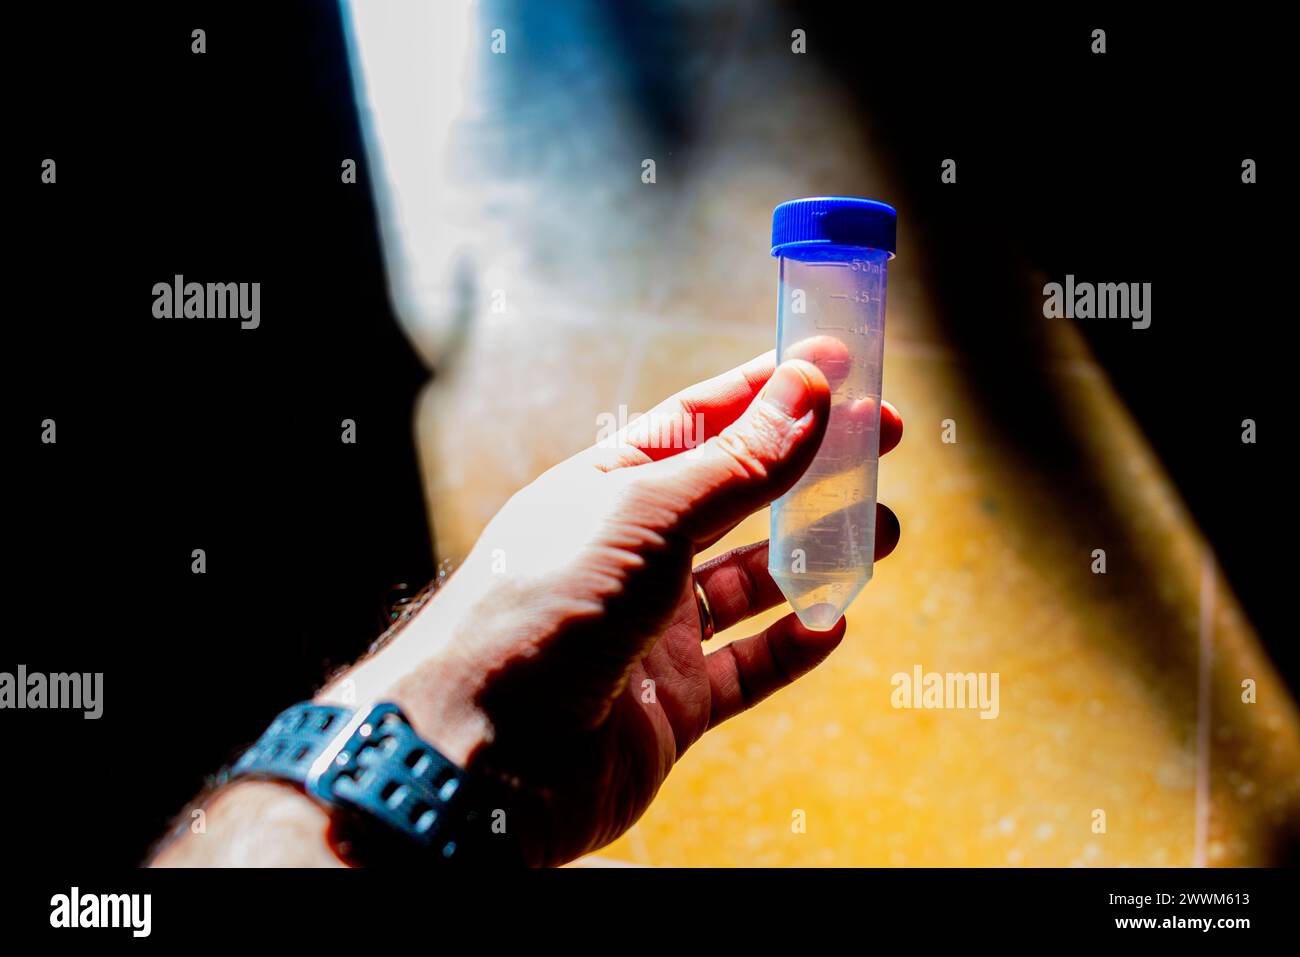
top-left (230, 702), bottom-right (351, 785)
top-left (308, 702), bottom-right (472, 858)
top-left (232, 700), bottom-right (494, 861)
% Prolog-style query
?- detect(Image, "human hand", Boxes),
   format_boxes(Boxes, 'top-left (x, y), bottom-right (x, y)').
top-left (324, 344), bottom-right (902, 866)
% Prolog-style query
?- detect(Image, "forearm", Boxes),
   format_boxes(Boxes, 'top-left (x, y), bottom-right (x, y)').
top-left (152, 578), bottom-right (496, 868)
top-left (151, 780), bottom-right (343, 867)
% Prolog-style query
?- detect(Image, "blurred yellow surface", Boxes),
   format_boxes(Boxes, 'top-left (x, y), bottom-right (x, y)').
top-left (413, 289), bottom-right (1300, 866)
top-left (402, 18), bottom-right (1300, 863)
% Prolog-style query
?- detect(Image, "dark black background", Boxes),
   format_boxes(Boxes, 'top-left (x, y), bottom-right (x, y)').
top-left (10, 0), bottom-right (435, 865)
top-left (10, 866), bottom-right (1294, 942)
top-left (6, 1), bottom-right (1292, 869)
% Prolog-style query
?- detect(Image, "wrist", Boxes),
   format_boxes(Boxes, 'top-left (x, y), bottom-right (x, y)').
top-left (316, 600), bottom-right (495, 770)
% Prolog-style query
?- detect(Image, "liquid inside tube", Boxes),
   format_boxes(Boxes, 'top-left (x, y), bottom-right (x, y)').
top-left (769, 247), bottom-right (889, 630)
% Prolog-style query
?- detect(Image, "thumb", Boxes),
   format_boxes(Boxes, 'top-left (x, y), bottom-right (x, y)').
top-left (641, 359), bottom-right (831, 544)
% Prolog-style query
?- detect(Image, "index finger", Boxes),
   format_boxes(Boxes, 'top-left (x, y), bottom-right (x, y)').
top-left (610, 337), bottom-right (860, 465)
top-left (616, 350), bottom-right (776, 463)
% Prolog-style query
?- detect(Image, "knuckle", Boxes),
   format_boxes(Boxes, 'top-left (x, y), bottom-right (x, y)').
top-left (711, 430), bottom-right (768, 482)
top-left (712, 408), bottom-right (788, 480)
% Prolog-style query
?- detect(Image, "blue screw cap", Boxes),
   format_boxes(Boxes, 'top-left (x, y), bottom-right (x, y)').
top-left (771, 196), bottom-right (897, 257)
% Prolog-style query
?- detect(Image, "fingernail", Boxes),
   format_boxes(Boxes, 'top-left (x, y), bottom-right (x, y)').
top-left (761, 363), bottom-right (813, 418)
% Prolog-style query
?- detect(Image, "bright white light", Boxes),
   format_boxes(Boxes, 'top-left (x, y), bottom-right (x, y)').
top-left (339, 0), bottom-right (477, 363)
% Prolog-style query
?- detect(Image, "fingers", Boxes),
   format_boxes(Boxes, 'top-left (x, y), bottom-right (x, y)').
top-left (693, 541), bottom-right (784, 635)
top-left (880, 399), bottom-right (903, 456)
top-left (694, 507), bottom-right (900, 635)
top-left (875, 504), bottom-right (901, 559)
top-left (613, 351), bottom-right (777, 464)
top-left (705, 612), bottom-right (846, 729)
top-left (640, 360), bottom-right (831, 545)
top-left (606, 339), bottom-right (859, 465)
top-left (786, 336), bottom-right (855, 390)
top-left (686, 398), bottom-right (900, 554)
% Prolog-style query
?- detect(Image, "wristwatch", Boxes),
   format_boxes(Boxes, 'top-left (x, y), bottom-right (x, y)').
top-left (231, 700), bottom-right (514, 864)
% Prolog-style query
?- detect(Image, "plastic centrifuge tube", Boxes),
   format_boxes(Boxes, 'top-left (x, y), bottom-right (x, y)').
top-left (768, 196), bottom-right (897, 631)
